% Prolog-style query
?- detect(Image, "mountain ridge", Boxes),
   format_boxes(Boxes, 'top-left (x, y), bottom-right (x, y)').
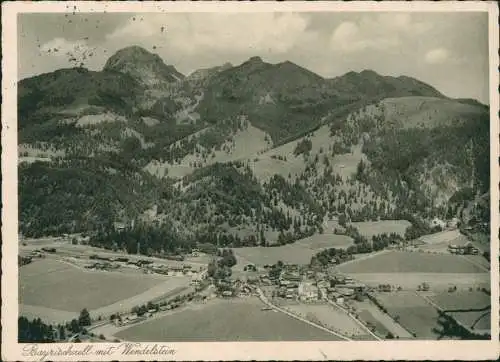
top-left (17, 45), bottom-right (490, 246)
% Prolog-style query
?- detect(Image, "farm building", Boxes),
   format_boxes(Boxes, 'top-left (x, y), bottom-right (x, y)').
top-left (448, 243), bottom-right (479, 255)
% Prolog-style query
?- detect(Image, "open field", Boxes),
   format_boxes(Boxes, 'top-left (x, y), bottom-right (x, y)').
top-left (337, 251), bottom-right (487, 274)
top-left (344, 273), bottom-right (489, 291)
top-left (20, 259), bottom-right (190, 319)
top-left (352, 300), bottom-right (413, 339)
top-left (234, 234), bottom-right (354, 266)
top-left (276, 301), bottom-right (372, 339)
top-left (428, 290), bottom-right (491, 334)
top-left (371, 292), bottom-right (441, 339)
top-left (448, 311), bottom-right (490, 333)
top-left (351, 220), bottom-right (410, 240)
top-left (430, 291), bottom-right (490, 311)
top-left (116, 297), bottom-right (343, 341)
top-left (234, 245), bottom-right (314, 266)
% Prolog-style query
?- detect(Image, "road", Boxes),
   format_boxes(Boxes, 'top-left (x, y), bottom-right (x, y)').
top-left (256, 288), bottom-right (352, 341)
top-left (325, 299), bottom-right (382, 340)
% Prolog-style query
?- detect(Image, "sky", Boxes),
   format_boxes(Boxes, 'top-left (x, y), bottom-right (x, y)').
top-left (18, 11), bottom-right (490, 104)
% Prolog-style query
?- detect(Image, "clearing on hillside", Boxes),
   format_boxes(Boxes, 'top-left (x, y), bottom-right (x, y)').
top-left (380, 97), bottom-right (486, 129)
top-left (294, 233), bottom-right (354, 250)
top-left (148, 124), bottom-right (272, 179)
top-left (115, 297), bottom-right (343, 341)
top-left (351, 220), bottom-right (411, 240)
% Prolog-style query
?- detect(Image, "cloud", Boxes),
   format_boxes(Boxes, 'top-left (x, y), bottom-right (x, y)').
top-left (330, 21), bottom-right (399, 53)
top-left (330, 14), bottom-right (431, 54)
top-left (106, 13), bottom-right (315, 56)
top-left (40, 37), bottom-right (89, 56)
top-left (424, 48), bottom-right (449, 64)
top-left (40, 37), bottom-right (98, 67)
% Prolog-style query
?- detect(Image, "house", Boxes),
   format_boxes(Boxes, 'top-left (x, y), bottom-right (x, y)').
top-left (430, 218), bottom-right (446, 229)
top-left (298, 282), bottom-right (319, 302)
top-left (124, 314), bottom-right (140, 324)
top-left (447, 218), bottom-right (460, 228)
top-left (317, 280), bottom-right (329, 289)
top-left (113, 222), bottom-right (127, 231)
top-left (336, 287), bottom-right (355, 297)
top-left (334, 226), bottom-right (347, 235)
top-left (280, 279), bottom-right (291, 287)
top-left (315, 272), bottom-right (327, 281)
top-left (281, 272), bottom-right (301, 283)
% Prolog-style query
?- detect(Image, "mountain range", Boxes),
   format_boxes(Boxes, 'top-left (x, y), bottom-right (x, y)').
top-left (18, 46), bottom-right (490, 253)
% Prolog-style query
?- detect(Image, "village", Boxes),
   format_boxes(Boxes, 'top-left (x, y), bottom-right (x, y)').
top-left (18, 218), bottom-right (491, 343)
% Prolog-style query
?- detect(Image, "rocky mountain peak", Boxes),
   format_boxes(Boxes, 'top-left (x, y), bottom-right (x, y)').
top-left (103, 46), bottom-right (185, 86)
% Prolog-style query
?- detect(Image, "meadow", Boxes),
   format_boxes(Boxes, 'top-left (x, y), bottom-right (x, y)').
top-left (234, 245), bottom-right (315, 266)
top-left (343, 273), bottom-right (489, 291)
top-left (116, 297), bottom-right (344, 341)
top-left (430, 290), bottom-right (490, 311)
top-left (338, 251), bottom-right (486, 274)
top-left (448, 311), bottom-right (490, 332)
top-left (20, 259), bottom-right (190, 316)
top-left (372, 292), bottom-right (441, 339)
top-left (429, 290), bottom-right (491, 333)
top-left (351, 220), bottom-right (410, 240)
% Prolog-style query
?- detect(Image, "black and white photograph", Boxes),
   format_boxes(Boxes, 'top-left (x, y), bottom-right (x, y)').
top-left (2, 2), bottom-right (499, 361)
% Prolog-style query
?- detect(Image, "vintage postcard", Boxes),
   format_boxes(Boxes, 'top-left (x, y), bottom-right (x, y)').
top-left (2, 1), bottom-right (499, 360)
